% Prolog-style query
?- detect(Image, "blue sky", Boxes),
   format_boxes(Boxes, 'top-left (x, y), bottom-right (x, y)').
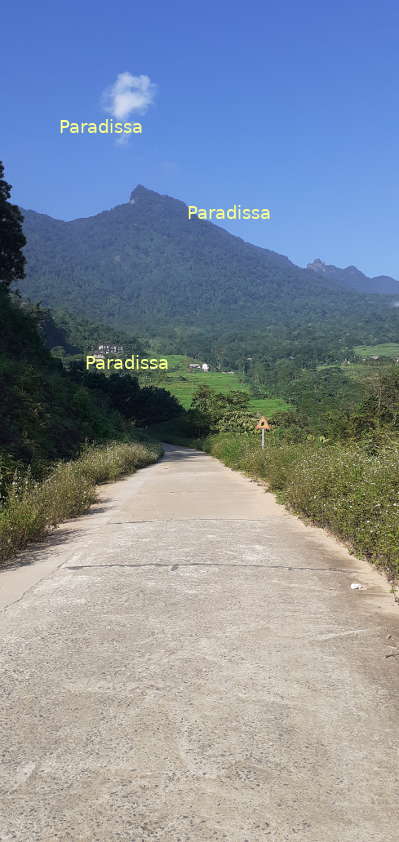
top-left (2, 0), bottom-right (399, 277)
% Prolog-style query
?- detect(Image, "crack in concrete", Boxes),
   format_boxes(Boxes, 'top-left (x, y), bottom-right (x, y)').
top-left (108, 518), bottom-right (278, 524)
top-left (65, 562), bottom-right (362, 573)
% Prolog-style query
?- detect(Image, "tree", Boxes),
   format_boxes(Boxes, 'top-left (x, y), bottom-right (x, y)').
top-left (355, 368), bottom-right (399, 430)
top-left (191, 385), bottom-right (252, 430)
top-left (0, 161), bottom-right (26, 288)
top-left (217, 410), bottom-right (257, 433)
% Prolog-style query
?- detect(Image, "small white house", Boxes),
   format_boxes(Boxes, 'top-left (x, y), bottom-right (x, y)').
top-left (97, 343), bottom-right (124, 355)
top-left (202, 363), bottom-right (209, 372)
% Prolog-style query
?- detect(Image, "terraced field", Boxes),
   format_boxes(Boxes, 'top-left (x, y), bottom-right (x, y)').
top-left (317, 344), bottom-right (399, 383)
top-left (150, 355), bottom-right (290, 416)
top-left (354, 343), bottom-right (399, 358)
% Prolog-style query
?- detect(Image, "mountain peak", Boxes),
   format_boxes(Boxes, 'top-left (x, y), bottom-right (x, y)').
top-left (307, 258), bottom-right (399, 295)
top-left (307, 258), bottom-right (328, 273)
top-left (129, 184), bottom-right (155, 202)
top-left (128, 184), bottom-right (189, 219)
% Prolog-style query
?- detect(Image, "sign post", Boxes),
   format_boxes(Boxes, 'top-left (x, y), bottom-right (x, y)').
top-left (255, 416), bottom-right (271, 448)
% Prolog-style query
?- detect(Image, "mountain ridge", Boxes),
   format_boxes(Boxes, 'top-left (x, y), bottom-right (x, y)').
top-left (17, 186), bottom-right (397, 337)
top-left (307, 258), bottom-right (399, 295)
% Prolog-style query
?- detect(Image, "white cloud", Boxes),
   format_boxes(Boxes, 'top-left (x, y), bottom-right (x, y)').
top-left (102, 72), bottom-right (157, 119)
top-left (115, 134), bottom-right (129, 147)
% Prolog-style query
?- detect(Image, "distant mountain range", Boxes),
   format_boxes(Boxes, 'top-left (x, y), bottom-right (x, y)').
top-left (306, 258), bottom-right (399, 295)
top-left (17, 186), bottom-right (399, 335)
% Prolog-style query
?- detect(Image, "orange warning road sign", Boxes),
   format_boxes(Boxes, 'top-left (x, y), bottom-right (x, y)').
top-left (256, 416), bottom-right (272, 430)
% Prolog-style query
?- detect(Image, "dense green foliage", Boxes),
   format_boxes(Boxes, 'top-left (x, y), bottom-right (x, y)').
top-left (0, 287), bottom-right (180, 500)
top-left (78, 370), bottom-right (182, 425)
top-left (190, 385), bottom-right (257, 433)
top-left (44, 308), bottom-right (145, 357)
top-left (252, 364), bottom-right (364, 439)
top-left (265, 365), bottom-right (399, 445)
top-left (0, 162), bottom-right (26, 288)
top-left (0, 286), bottom-right (122, 472)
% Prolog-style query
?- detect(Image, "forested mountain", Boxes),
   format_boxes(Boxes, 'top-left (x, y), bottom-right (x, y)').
top-left (307, 258), bottom-right (399, 295)
top-left (18, 186), bottom-right (399, 337)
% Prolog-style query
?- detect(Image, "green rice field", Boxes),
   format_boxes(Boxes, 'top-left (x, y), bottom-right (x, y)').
top-left (151, 355), bottom-right (290, 417)
top-left (354, 343), bottom-right (399, 358)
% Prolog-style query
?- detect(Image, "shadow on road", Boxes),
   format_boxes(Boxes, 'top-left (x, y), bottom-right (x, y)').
top-left (161, 445), bottom-right (207, 462)
top-left (1, 527), bottom-right (85, 571)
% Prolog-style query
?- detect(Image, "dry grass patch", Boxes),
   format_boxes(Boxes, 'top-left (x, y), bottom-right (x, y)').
top-left (0, 440), bottom-right (161, 565)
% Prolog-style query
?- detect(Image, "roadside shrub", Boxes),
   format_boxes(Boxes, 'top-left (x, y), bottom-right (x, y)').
top-left (285, 443), bottom-right (399, 573)
top-left (202, 432), bottom-right (399, 578)
top-left (0, 439), bottom-right (161, 565)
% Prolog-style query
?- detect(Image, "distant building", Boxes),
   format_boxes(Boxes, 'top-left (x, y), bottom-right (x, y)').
top-left (96, 343), bottom-right (124, 355)
top-left (188, 362), bottom-right (210, 372)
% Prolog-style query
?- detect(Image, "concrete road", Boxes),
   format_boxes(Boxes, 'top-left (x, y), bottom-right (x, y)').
top-left (1, 444), bottom-right (399, 842)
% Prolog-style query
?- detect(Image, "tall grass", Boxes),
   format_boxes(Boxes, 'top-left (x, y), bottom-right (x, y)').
top-left (203, 433), bottom-right (399, 580)
top-left (0, 440), bottom-right (161, 565)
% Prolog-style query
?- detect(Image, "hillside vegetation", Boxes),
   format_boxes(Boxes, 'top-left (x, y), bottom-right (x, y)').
top-left (19, 186), bottom-right (399, 344)
top-left (0, 287), bottom-right (178, 491)
top-left (0, 287), bottom-right (120, 476)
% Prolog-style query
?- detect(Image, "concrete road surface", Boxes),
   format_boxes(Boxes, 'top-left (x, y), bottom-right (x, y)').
top-left (1, 444), bottom-right (399, 842)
